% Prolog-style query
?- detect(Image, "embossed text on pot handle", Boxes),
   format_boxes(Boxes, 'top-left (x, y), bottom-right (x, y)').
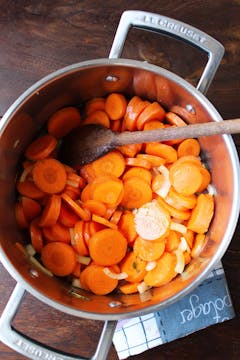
top-left (0, 283), bottom-right (117, 360)
top-left (109, 10), bottom-right (224, 94)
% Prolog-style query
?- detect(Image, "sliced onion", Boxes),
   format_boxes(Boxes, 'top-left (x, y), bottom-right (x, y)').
top-left (29, 256), bottom-right (53, 277)
top-left (174, 249), bottom-right (185, 274)
top-left (66, 180), bottom-right (79, 188)
top-left (145, 261), bottom-right (157, 271)
top-left (170, 222), bottom-right (187, 234)
top-left (103, 267), bottom-right (128, 280)
top-left (137, 281), bottom-right (152, 294)
top-left (25, 244), bottom-right (36, 257)
top-left (179, 236), bottom-right (190, 253)
top-left (77, 255), bottom-right (91, 265)
top-left (153, 165), bottom-right (171, 198)
top-left (207, 184), bottom-right (216, 196)
top-left (139, 289), bottom-right (153, 302)
top-left (19, 165), bottom-right (33, 182)
top-left (72, 278), bottom-right (82, 288)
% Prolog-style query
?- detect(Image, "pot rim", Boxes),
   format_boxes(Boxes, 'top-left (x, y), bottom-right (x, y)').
top-left (1, 58), bottom-right (240, 320)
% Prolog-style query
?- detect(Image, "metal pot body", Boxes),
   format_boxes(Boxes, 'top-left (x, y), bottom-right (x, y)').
top-left (0, 10), bottom-right (239, 360)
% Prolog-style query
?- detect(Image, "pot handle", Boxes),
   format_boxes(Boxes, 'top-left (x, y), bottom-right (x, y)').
top-left (109, 10), bottom-right (224, 94)
top-left (0, 283), bottom-right (117, 360)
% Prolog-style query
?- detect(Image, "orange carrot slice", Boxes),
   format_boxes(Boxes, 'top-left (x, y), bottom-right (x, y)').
top-left (89, 228), bottom-right (127, 266)
top-left (105, 93), bottom-right (127, 121)
top-left (82, 110), bottom-right (110, 128)
top-left (32, 158), bottom-right (67, 194)
top-left (41, 242), bottom-right (77, 276)
top-left (39, 194), bottom-right (61, 227)
top-left (144, 252), bottom-right (177, 287)
top-left (133, 236), bottom-right (165, 262)
top-left (120, 251), bottom-right (147, 283)
top-left (145, 143), bottom-right (177, 163)
top-left (177, 138), bottom-right (201, 158)
top-left (29, 218), bottom-right (44, 252)
top-left (61, 193), bottom-right (91, 221)
top-left (136, 101), bottom-right (165, 130)
top-left (47, 106), bottom-right (81, 138)
top-left (91, 150), bottom-right (125, 178)
top-left (187, 194), bottom-right (214, 233)
top-left (120, 177), bottom-right (152, 209)
top-left (169, 161), bottom-right (203, 196)
top-left (21, 197), bottom-right (41, 221)
top-left (82, 264), bottom-right (119, 295)
top-left (24, 134), bottom-right (57, 161)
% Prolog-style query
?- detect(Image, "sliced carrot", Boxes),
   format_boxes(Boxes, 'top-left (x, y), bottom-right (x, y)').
top-left (89, 221), bottom-right (106, 236)
top-left (91, 150), bottom-right (125, 178)
top-left (109, 209), bottom-right (123, 225)
top-left (29, 218), bottom-right (44, 252)
top-left (42, 222), bottom-right (71, 243)
top-left (82, 110), bottom-right (110, 128)
top-left (105, 93), bottom-right (127, 121)
top-left (91, 175), bottom-right (124, 207)
top-left (24, 134), bottom-right (57, 161)
top-left (197, 166), bottom-right (211, 192)
top-left (67, 172), bottom-right (86, 189)
top-left (41, 242), bottom-right (77, 276)
top-left (122, 167), bottom-right (152, 185)
top-left (177, 138), bottom-right (201, 158)
top-left (80, 183), bottom-right (92, 202)
top-left (85, 97), bottom-right (106, 115)
top-left (111, 119), bottom-right (122, 132)
top-left (89, 228), bottom-right (127, 266)
top-left (169, 161), bottom-right (203, 196)
top-left (120, 251), bottom-right (147, 283)
top-left (125, 157), bottom-right (152, 170)
top-left (145, 143), bottom-right (177, 163)
top-left (136, 101), bottom-right (165, 130)
top-left (80, 163), bottom-right (96, 183)
top-left (124, 96), bottom-right (149, 131)
top-left (165, 230), bottom-right (181, 252)
top-left (183, 228), bottom-right (195, 249)
top-left (191, 233), bottom-right (207, 258)
top-left (120, 177), bottom-right (152, 209)
top-left (61, 193), bottom-right (91, 221)
top-left (119, 282), bottom-right (139, 294)
top-left (62, 185), bottom-right (80, 200)
top-left (21, 197), bottom-right (41, 221)
top-left (15, 202), bottom-right (29, 228)
top-left (165, 187), bottom-right (197, 210)
top-left (118, 143), bottom-right (142, 158)
top-left (118, 212), bottom-right (137, 245)
top-left (187, 194), bottom-right (214, 234)
top-left (47, 106), bottom-right (81, 138)
top-left (184, 251), bottom-right (192, 265)
top-left (156, 195), bottom-right (191, 221)
top-left (17, 180), bottom-right (45, 200)
top-left (165, 111), bottom-right (187, 127)
top-left (72, 262), bottom-right (82, 277)
top-left (82, 199), bottom-right (107, 217)
top-left (104, 207), bottom-right (116, 220)
top-left (144, 252), bottom-right (177, 287)
top-left (92, 214), bottom-right (118, 230)
top-left (32, 158), bottom-right (67, 194)
top-left (133, 236), bottom-right (165, 262)
top-left (71, 220), bottom-right (89, 256)
top-left (58, 202), bottom-right (79, 227)
top-left (39, 194), bottom-right (61, 227)
top-left (174, 155), bottom-right (202, 168)
top-left (169, 105), bottom-right (196, 124)
top-left (143, 120), bottom-right (165, 131)
top-left (136, 154), bottom-right (166, 167)
top-left (82, 263), bottom-right (119, 295)
top-left (83, 221), bottom-right (91, 246)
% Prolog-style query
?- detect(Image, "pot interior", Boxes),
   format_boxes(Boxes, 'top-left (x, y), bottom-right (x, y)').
top-left (0, 59), bottom-right (239, 320)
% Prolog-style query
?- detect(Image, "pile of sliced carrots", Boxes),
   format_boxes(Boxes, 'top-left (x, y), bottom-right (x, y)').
top-left (15, 93), bottom-right (215, 296)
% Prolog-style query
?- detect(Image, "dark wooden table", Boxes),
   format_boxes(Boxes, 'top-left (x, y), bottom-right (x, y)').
top-left (0, 1), bottom-right (239, 359)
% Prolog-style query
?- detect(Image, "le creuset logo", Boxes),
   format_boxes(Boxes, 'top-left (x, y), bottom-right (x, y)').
top-left (14, 338), bottom-right (64, 360)
top-left (142, 14), bottom-right (206, 44)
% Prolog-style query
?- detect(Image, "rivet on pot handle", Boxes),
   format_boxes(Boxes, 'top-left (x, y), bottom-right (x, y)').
top-left (0, 283), bottom-right (117, 360)
top-left (109, 10), bottom-right (225, 94)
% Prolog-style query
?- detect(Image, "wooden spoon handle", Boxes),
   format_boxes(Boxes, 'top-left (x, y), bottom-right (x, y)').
top-left (114, 118), bottom-right (240, 146)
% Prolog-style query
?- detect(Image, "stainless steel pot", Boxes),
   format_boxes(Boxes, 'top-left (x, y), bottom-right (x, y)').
top-left (0, 10), bottom-right (239, 360)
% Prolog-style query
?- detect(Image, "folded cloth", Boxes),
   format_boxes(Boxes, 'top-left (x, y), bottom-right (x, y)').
top-left (113, 262), bottom-right (235, 359)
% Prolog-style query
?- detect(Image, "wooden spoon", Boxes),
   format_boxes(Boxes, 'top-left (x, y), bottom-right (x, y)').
top-left (59, 119), bottom-right (240, 166)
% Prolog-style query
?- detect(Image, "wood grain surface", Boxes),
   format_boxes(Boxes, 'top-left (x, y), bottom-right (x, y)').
top-left (0, 1), bottom-right (239, 359)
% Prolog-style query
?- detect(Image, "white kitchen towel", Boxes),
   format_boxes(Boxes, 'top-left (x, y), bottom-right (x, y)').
top-left (113, 262), bottom-right (235, 359)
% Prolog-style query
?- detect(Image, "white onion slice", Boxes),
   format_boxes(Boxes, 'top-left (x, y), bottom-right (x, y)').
top-left (26, 244), bottom-right (36, 257)
top-left (174, 249), bottom-right (185, 274)
top-left (29, 256), bottom-right (53, 277)
top-left (145, 261), bottom-right (157, 271)
top-left (77, 255), bottom-right (91, 265)
top-left (103, 267), bottom-right (128, 280)
top-left (170, 222), bottom-right (187, 234)
top-left (137, 281), bottom-right (152, 294)
top-left (153, 165), bottom-right (171, 198)
top-left (179, 236), bottom-right (190, 253)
